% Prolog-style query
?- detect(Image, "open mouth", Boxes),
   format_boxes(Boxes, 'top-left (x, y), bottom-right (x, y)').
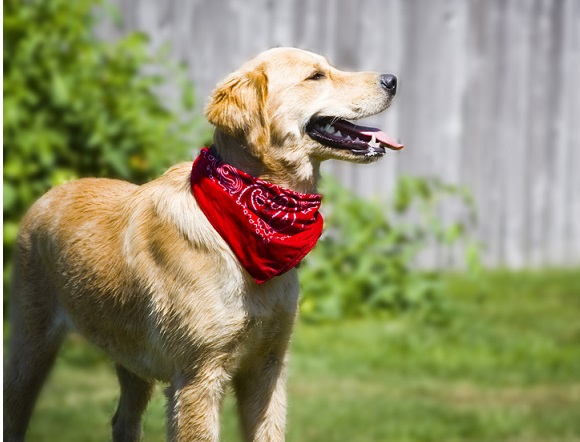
top-left (306, 117), bottom-right (404, 157)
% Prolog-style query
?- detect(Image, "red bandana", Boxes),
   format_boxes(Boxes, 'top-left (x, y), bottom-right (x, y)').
top-left (190, 147), bottom-right (323, 284)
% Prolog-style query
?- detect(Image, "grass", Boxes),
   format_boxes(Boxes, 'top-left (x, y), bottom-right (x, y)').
top-left (11, 269), bottom-right (580, 441)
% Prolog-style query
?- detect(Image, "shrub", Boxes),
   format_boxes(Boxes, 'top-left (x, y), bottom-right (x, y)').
top-left (3, 0), bottom-right (210, 297)
top-left (299, 176), bottom-right (482, 322)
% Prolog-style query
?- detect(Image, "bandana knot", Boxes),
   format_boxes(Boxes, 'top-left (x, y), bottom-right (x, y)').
top-left (191, 147), bottom-right (323, 284)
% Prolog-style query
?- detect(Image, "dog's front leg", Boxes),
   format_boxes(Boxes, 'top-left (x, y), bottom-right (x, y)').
top-left (166, 362), bottom-right (231, 442)
top-left (234, 313), bottom-right (296, 442)
top-left (234, 352), bottom-right (289, 442)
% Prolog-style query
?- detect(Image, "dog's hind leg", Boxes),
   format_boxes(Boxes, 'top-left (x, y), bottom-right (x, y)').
top-left (3, 258), bottom-right (67, 441)
top-left (112, 364), bottom-right (155, 442)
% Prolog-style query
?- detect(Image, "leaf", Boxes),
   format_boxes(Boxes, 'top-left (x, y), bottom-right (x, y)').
top-left (51, 73), bottom-right (69, 104)
top-left (3, 182), bottom-right (17, 211)
top-left (3, 222), bottom-right (19, 246)
top-left (444, 223), bottom-right (464, 244)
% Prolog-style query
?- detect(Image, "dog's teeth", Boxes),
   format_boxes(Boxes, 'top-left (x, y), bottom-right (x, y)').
top-left (368, 134), bottom-right (380, 147)
top-left (355, 137), bottom-right (362, 143)
top-left (346, 135), bottom-right (352, 141)
top-left (325, 124), bottom-right (336, 134)
top-left (335, 131), bottom-right (342, 137)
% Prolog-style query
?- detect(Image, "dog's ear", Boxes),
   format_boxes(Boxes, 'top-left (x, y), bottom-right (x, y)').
top-left (205, 67), bottom-right (269, 148)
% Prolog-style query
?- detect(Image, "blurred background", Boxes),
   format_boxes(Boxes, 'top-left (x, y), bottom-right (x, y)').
top-left (102, 0), bottom-right (580, 269)
top-left (3, 0), bottom-right (580, 441)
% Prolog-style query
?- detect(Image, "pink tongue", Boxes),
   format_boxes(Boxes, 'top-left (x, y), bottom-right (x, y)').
top-left (358, 125), bottom-right (404, 150)
top-left (332, 120), bottom-right (404, 150)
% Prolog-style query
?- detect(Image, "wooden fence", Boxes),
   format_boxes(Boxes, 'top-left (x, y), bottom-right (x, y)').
top-left (103, 0), bottom-right (580, 268)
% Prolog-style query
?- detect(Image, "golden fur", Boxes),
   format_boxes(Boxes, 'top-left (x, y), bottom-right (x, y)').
top-left (4, 47), bottom-right (397, 441)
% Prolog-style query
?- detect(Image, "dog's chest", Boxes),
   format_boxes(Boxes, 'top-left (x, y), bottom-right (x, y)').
top-left (241, 269), bottom-right (300, 318)
top-left (234, 273), bottom-right (300, 365)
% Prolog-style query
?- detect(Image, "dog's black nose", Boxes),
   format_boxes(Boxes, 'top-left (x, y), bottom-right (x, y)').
top-left (380, 74), bottom-right (397, 92)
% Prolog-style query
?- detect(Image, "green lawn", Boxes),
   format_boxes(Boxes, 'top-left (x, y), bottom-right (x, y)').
top-left (14, 270), bottom-right (580, 441)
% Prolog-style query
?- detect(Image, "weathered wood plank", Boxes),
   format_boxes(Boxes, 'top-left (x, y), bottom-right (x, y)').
top-left (560, 0), bottom-right (580, 265)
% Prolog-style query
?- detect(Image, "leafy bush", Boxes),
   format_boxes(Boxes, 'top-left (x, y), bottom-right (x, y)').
top-left (299, 176), bottom-right (481, 322)
top-left (3, 0), bottom-right (210, 294)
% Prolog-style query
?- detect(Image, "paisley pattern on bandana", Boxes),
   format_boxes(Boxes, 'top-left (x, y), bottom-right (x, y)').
top-left (191, 147), bottom-right (323, 284)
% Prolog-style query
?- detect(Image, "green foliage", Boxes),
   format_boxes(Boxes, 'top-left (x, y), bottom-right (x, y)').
top-left (3, 0), bottom-right (210, 292)
top-left (299, 176), bottom-right (481, 322)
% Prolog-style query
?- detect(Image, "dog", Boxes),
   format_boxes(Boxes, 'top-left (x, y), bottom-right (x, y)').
top-left (4, 47), bottom-right (402, 441)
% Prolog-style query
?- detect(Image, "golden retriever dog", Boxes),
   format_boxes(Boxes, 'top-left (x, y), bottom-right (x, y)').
top-left (4, 47), bottom-right (402, 441)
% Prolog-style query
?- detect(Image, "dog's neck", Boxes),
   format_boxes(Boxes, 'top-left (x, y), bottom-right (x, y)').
top-left (212, 131), bottom-right (322, 194)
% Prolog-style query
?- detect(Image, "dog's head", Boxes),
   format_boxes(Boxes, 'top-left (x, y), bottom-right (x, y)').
top-left (205, 47), bottom-right (402, 170)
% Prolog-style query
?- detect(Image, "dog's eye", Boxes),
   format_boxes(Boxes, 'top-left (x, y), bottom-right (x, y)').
top-left (307, 72), bottom-right (326, 81)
